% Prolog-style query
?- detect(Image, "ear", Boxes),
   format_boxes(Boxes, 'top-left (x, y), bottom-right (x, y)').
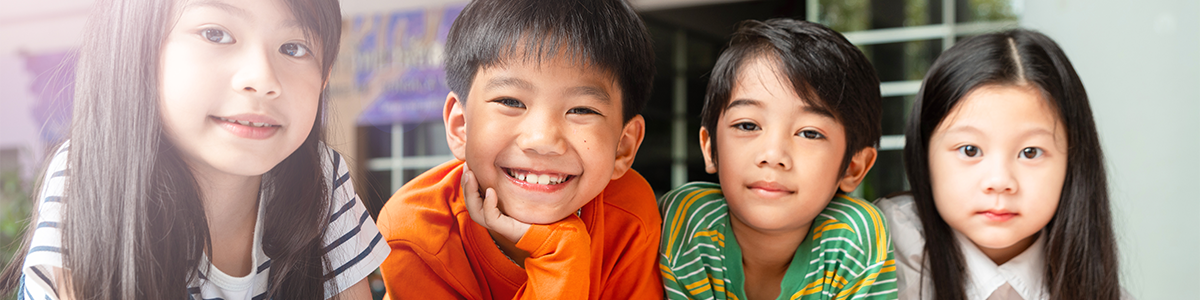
top-left (838, 147), bottom-right (878, 192)
top-left (699, 127), bottom-right (717, 174)
top-left (611, 115), bottom-right (646, 180)
top-left (444, 92), bottom-right (468, 161)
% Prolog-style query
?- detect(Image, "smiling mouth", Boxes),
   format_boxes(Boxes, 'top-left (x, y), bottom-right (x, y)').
top-left (212, 116), bottom-right (280, 128)
top-left (503, 167), bottom-right (574, 185)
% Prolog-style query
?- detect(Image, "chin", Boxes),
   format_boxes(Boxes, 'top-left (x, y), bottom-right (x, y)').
top-left (964, 231), bottom-right (1022, 249)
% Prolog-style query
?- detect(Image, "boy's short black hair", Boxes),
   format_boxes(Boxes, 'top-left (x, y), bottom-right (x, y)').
top-left (700, 19), bottom-right (881, 175)
top-left (444, 0), bottom-right (655, 123)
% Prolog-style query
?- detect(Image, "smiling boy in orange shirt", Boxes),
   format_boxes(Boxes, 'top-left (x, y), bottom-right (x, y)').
top-left (374, 0), bottom-right (662, 299)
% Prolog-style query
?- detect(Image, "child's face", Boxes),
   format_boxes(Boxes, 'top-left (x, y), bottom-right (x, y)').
top-left (159, 0), bottom-right (323, 178)
top-left (699, 57), bottom-right (862, 234)
top-left (928, 84), bottom-right (1067, 260)
top-left (445, 55), bottom-right (644, 225)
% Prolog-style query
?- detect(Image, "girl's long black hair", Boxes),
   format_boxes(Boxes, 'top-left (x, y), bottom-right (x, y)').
top-left (904, 29), bottom-right (1120, 300)
top-left (0, 0), bottom-right (343, 298)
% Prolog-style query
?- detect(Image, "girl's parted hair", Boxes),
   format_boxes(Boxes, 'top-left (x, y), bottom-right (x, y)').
top-left (904, 29), bottom-right (1120, 300)
top-left (0, 0), bottom-right (343, 298)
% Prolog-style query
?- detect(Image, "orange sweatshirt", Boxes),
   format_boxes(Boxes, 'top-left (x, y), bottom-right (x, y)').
top-left (377, 160), bottom-right (663, 299)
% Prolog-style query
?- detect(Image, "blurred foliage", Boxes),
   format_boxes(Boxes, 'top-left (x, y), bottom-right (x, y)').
top-left (966, 0), bottom-right (1017, 22)
top-left (1, 169), bottom-right (32, 297)
top-left (819, 0), bottom-right (870, 33)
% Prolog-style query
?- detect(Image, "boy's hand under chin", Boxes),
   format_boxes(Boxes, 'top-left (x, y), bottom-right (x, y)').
top-left (462, 164), bottom-right (532, 244)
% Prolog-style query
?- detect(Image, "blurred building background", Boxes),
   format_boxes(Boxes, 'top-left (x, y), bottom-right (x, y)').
top-left (1, 0), bottom-right (1196, 298)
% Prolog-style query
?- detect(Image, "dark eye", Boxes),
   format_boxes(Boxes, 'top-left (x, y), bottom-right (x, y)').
top-left (1020, 147), bottom-right (1043, 159)
top-left (958, 145), bottom-right (981, 157)
top-left (732, 122), bottom-right (759, 131)
top-left (798, 130), bottom-right (824, 139)
top-left (201, 28), bottom-right (234, 44)
top-left (279, 43), bottom-right (309, 57)
top-left (567, 107), bottom-right (601, 115)
top-left (491, 98), bottom-right (525, 108)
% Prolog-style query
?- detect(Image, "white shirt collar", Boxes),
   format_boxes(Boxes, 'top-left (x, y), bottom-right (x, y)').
top-left (955, 229), bottom-right (1048, 300)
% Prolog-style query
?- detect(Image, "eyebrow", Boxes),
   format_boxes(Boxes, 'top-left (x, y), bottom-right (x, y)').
top-left (726, 98), bottom-right (836, 118)
top-left (184, 1), bottom-right (252, 21)
top-left (944, 124), bottom-right (1057, 139)
top-left (726, 99), bottom-right (762, 109)
top-left (566, 86), bottom-right (610, 104)
top-left (483, 77), bottom-right (534, 92)
top-left (943, 125), bottom-right (985, 136)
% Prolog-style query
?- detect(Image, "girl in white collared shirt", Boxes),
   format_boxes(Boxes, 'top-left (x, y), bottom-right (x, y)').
top-left (875, 29), bottom-right (1126, 300)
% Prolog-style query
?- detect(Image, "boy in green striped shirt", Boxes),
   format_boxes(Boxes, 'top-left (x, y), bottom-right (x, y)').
top-left (659, 19), bottom-right (896, 300)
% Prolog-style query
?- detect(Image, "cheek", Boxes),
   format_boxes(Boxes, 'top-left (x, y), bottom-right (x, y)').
top-left (928, 154), bottom-right (974, 220)
top-left (1020, 166), bottom-right (1066, 225)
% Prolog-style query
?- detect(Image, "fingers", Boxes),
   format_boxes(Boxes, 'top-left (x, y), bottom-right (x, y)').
top-left (483, 187), bottom-right (501, 221)
top-left (462, 167), bottom-right (488, 227)
top-left (460, 165), bottom-right (530, 243)
top-left (483, 187), bottom-right (530, 243)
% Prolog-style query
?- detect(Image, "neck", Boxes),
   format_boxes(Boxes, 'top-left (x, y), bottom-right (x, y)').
top-left (193, 166), bottom-right (262, 227)
top-left (730, 214), bottom-right (809, 300)
top-left (189, 161), bottom-right (262, 277)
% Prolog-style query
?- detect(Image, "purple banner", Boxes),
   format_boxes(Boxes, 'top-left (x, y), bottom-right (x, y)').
top-left (347, 5), bottom-right (464, 126)
top-left (23, 50), bottom-right (75, 144)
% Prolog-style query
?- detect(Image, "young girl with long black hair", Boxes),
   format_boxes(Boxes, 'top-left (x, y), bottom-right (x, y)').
top-left (0, 0), bottom-right (388, 298)
top-left (876, 29), bottom-right (1126, 300)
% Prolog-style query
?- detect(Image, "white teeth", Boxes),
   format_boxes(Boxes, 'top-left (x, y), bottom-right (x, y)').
top-left (507, 168), bottom-right (569, 185)
top-left (237, 120), bottom-right (250, 125)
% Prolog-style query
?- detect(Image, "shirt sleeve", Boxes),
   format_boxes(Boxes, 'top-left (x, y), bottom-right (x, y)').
top-left (379, 242), bottom-right (470, 299)
top-left (820, 197), bottom-right (898, 300)
top-left (659, 186), bottom-right (695, 300)
top-left (658, 183), bottom-right (728, 300)
top-left (20, 143), bottom-right (70, 300)
top-left (875, 195), bottom-right (932, 300)
top-left (321, 148), bottom-right (390, 298)
top-left (511, 214), bottom-right (592, 300)
top-left (594, 173), bottom-right (663, 300)
top-left (598, 221), bottom-right (662, 300)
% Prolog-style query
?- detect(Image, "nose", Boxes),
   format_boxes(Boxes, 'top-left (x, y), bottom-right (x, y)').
top-left (515, 111), bottom-right (567, 156)
top-left (754, 132), bottom-right (792, 170)
top-left (230, 47), bottom-right (282, 99)
top-left (981, 157), bottom-right (1019, 195)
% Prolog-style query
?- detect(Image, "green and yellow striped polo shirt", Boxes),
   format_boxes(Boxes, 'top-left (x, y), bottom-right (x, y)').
top-left (659, 182), bottom-right (897, 300)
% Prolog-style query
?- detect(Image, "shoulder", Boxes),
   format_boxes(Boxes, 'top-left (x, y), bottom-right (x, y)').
top-left (597, 169), bottom-right (660, 233)
top-left (314, 146), bottom-right (390, 296)
top-left (872, 194), bottom-right (925, 259)
top-left (658, 181), bottom-right (724, 216)
top-left (821, 194), bottom-right (889, 238)
top-left (658, 182), bottom-right (728, 257)
top-left (20, 142), bottom-right (71, 299)
top-left (659, 182), bottom-right (727, 235)
top-left (813, 194), bottom-right (892, 263)
top-left (873, 193), bottom-right (916, 224)
top-left (375, 159), bottom-right (465, 253)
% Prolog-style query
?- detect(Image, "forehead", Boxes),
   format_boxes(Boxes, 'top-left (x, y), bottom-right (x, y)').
top-left (177, 0), bottom-right (299, 27)
top-left (726, 56), bottom-right (834, 119)
top-left (938, 84), bottom-right (1063, 137)
top-left (474, 52), bottom-right (622, 97)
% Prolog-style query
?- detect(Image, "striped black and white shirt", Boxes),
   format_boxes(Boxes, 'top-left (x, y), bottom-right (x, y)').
top-left (19, 142), bottom-right (389, 300)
